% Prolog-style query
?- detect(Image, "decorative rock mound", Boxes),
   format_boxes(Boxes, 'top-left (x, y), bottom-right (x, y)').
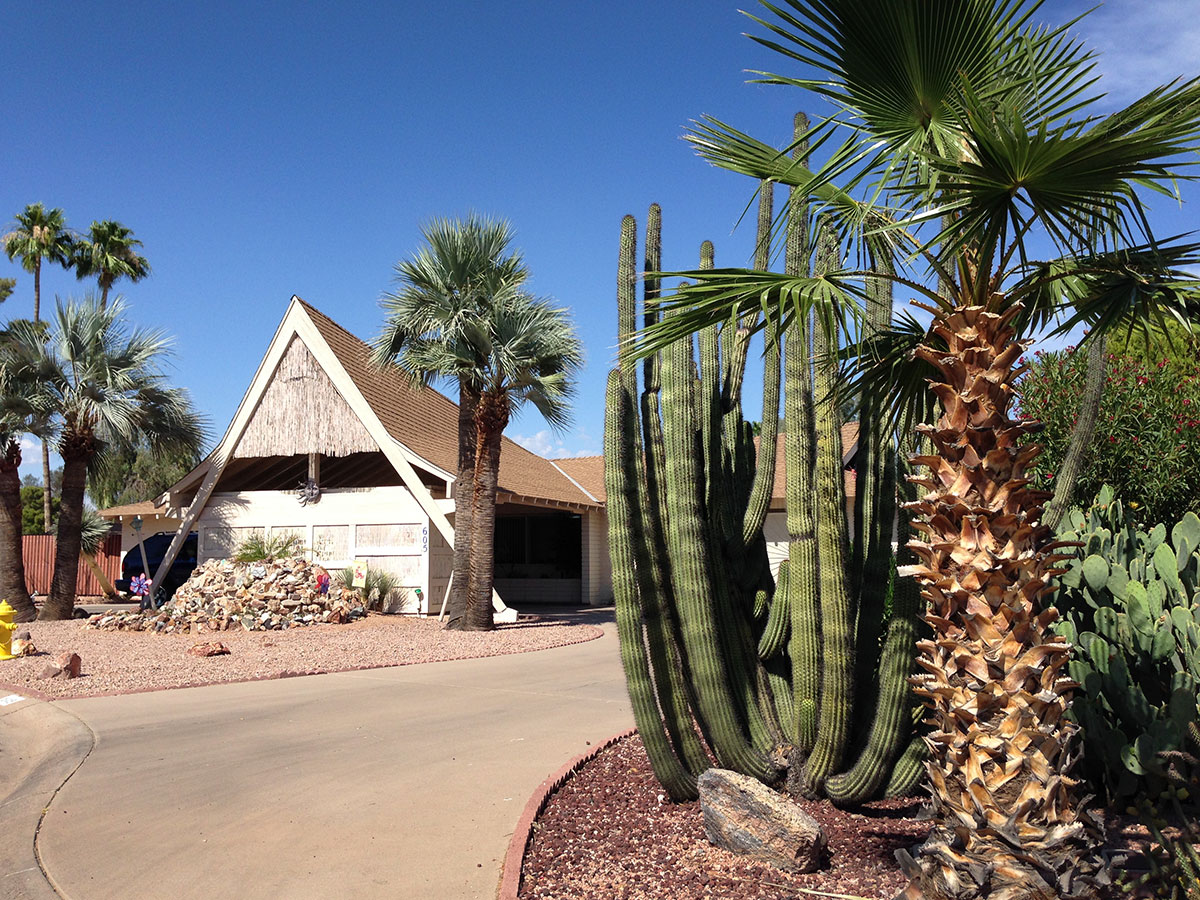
top-left (85, 557), bottom-right (367, 634)
top-left (698, 768), bottom-right (827, 873)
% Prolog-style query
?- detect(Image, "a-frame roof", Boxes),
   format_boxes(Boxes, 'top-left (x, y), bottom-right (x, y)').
top-left (170, 299), bottom-right (597, 511)
top-left (296, 300), bottom-right (598, 509)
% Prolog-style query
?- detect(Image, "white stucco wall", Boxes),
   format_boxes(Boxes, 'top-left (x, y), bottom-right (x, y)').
top-left (196, 485), bottom-right (433, 613)
top-left (582, 509), bottom-right (612, 607)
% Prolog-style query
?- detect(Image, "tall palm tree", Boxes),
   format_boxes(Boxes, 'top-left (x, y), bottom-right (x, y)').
top-left (4, 203), bottom-right (75, 532)
top-left (3, 204), bottom-right (73, 322)
top-left (374, 216), bottom-right (582, 631)
top-left (0, 321), bottom-right (47, 622)
top-left (634, 2), bottom-right (1200, 896)
top-left (459, 294), bottom-right (582, 630)
top-left (72, 220), bottom-right (150, 309)
top-left (6, 298), bottom-right (205, 620)
top-left (373, 215), bottom-right (529, 626)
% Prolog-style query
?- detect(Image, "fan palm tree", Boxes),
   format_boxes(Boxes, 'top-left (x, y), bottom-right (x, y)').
top-left (4, 203), bottom-right (76, 532)
top-left (5, 298), bottom-right (205, 620)
top-left (458, 294), bottom-right (582, 630)
top-left (72, 220), bottom-right (150, 309)
top-left (374, 217), bottom-right (582, 631)
top-left (633, 2), bottom-right (1200, 896)
top-left (374, 215), bottom-right (530, 628)
top-left (0, 321), bottom-right (47, 622)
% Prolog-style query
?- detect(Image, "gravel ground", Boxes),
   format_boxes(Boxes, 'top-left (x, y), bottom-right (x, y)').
top-left (519, 735), bottom-right (1177, 900)
top-left (0, 614), bottom-right (602, 700)
top-left (520, 734), bottom-right (930, 900)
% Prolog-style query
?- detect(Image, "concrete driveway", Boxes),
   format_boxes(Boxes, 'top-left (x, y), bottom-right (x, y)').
top-left (11, 610), bottom-right (631, 900)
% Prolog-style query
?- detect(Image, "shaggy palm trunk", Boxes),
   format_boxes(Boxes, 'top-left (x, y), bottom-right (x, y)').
top-left (462, 392), bottom-right (508, 632)
top-left (32, 265), bottom-right (53, 534)
top-left (450, 381), bottom-right (479, 617)
top-left (0, 438), bottom-right (35, 621)
top-left (41, 445), bottom-right (52, 535)
top-left (42, 446), bottom-right (89, 620)
top-left (896, 301), bottom-right (1102, 900)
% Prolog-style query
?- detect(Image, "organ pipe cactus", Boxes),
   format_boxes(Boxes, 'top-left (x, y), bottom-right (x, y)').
top-left (605, 114), bottom-right (923, 804)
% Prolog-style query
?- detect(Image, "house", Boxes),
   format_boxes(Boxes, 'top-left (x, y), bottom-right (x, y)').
top-left (144, 297), bottom-right (861, 618)
top-left (147, 298), bottom-right (608, 621)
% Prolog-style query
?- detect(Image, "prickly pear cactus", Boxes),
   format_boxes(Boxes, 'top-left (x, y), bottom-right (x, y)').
top-left (1053, 485), bottom-right (1200, 802)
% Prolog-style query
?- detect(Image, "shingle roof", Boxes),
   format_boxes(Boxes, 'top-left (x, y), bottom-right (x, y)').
top-left (298, 300), bottom-right (598, 508)
top-left (550, 456), bottom-right (605, 502)
top-left (550, 424), bottom-right (860, 508)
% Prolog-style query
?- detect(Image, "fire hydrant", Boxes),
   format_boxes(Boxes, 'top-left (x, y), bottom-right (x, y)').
top-left (0, 600), bottom-right (17, 660)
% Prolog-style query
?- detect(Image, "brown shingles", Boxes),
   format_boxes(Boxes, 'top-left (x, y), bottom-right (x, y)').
top-left (298, 300), bottom-right (598, 508)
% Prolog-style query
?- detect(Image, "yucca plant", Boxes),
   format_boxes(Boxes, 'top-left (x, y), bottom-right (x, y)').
top-left (233, 532), bottom-right (306, 563)
top-left (630, 2), bottom-right (1200, 896)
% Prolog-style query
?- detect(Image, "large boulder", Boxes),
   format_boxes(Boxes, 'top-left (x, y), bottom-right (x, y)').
top-left (698, 768), bottom-right (827, 873)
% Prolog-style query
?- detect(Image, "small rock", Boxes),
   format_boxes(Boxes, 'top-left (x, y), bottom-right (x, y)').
top-left (187, 641), bottom-right (230, 657)
top-left (697, 768), bottom-right (826, 873)
top-left (40, 651), bottom-right (82, 680)
top-left (11, 629), bottom-right (35, 657)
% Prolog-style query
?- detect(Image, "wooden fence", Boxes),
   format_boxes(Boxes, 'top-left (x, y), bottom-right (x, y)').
top-left (23, 533), bottom-right (122, 596)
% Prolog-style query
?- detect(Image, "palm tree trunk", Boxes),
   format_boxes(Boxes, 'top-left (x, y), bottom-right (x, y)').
top-left (897, 301), bottom-right (1101, 898)
top-left (1042, 336), bottom-right (1107, 531)
top-left (462, 392), bottom-right (507, 631)
top-left (0, 439), bottom-right (35, 621)
top-left (41, 443), bottom-right (52, 534)
top-left (41, 448), bottom-right (88, 620)
top-left (449, 382), bottom-right (478, 617)
top-left (33, 259), bottom-right (41, 323)
top-left (100, 281), bottom-right (110, 310)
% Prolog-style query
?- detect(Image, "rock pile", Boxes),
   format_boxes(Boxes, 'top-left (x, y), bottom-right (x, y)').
top-left (85, 556), bottom-right (368, 634)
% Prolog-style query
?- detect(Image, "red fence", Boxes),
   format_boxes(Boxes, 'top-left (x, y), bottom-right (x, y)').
top-left (23, 533), bottom-right (122, 597)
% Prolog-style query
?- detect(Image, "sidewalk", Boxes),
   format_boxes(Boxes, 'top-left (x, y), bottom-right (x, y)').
top-left (0, 693), bottom-right (93, 900)
top-left (28, 614), bottom-right (630, 899)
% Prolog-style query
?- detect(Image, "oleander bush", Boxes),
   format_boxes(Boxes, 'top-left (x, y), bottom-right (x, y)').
top-left (1019, 345), bottom-right (1200, 526)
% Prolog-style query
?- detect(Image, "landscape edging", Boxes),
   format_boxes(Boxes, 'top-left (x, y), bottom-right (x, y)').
top-left (498, 727), bottom-right (637, 900)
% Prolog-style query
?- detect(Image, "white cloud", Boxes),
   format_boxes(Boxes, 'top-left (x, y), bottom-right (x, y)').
top-left (1082, 0), bottom-right (1200, 105)
top-left (511, 428), bottom-right (599, 459)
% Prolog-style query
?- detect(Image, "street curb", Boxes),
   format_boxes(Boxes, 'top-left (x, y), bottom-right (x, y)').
top-left (497, 727), bottom-right (637, 900)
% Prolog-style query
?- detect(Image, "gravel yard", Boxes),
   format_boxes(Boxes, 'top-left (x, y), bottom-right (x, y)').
top-left (0, 614), bottom-right (602, 700)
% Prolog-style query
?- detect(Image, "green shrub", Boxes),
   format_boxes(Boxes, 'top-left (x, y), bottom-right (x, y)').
top-left (232, 532), bottom-right (306, 563)
top-left (1019, 346), bottom-right (1200, 526)
top-left (1052, 486), bottom-right (1200, 804)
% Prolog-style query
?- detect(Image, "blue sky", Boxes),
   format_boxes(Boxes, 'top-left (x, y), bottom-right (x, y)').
top-left (5, 0), bottom-right (1200, 480)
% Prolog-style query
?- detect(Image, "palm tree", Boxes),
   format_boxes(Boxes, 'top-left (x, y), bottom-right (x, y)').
top-left (4, 203), bottom-right (75, 532)
top-left (373, 215), bottom-right (582, 630)
top-left (372, 215), bottom-right (525, 625)
top-left (460, 294), bottom-right (582, 629)
top-left (6, 298), bottom-right (205, 620)
top-left (72, 220), bottom-right (150, 309)
top-left (634, 2), bottom-right (1200, 896)
top-left (3, 204), bottom-right (73, 322)
top-left (0, 322), bottom-right (46, 622)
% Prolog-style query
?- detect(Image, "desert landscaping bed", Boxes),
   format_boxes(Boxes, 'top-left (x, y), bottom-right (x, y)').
top-left (518, 734), bottom-right (1170, 900)
top-left (0, 614), bottom-right (602, 700)
top-left (518, 733), bottom-right (931, 900)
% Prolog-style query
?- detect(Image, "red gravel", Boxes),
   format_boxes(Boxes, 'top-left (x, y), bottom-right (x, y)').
top-left (0, 613), bottom-right (602, 700)
top-left (520, 734), bottom-right (930, 900)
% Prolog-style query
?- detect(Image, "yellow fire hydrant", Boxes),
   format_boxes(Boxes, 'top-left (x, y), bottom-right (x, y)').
top-left (0, 600), bottom-right (17, 660)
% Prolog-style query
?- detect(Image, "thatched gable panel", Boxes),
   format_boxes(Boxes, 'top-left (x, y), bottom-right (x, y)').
top-left (232, 335), bottom-right (378, 459)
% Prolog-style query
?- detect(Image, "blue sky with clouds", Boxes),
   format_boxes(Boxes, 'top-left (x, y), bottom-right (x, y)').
top-left (5, 0), bottom-right (1200, 479)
